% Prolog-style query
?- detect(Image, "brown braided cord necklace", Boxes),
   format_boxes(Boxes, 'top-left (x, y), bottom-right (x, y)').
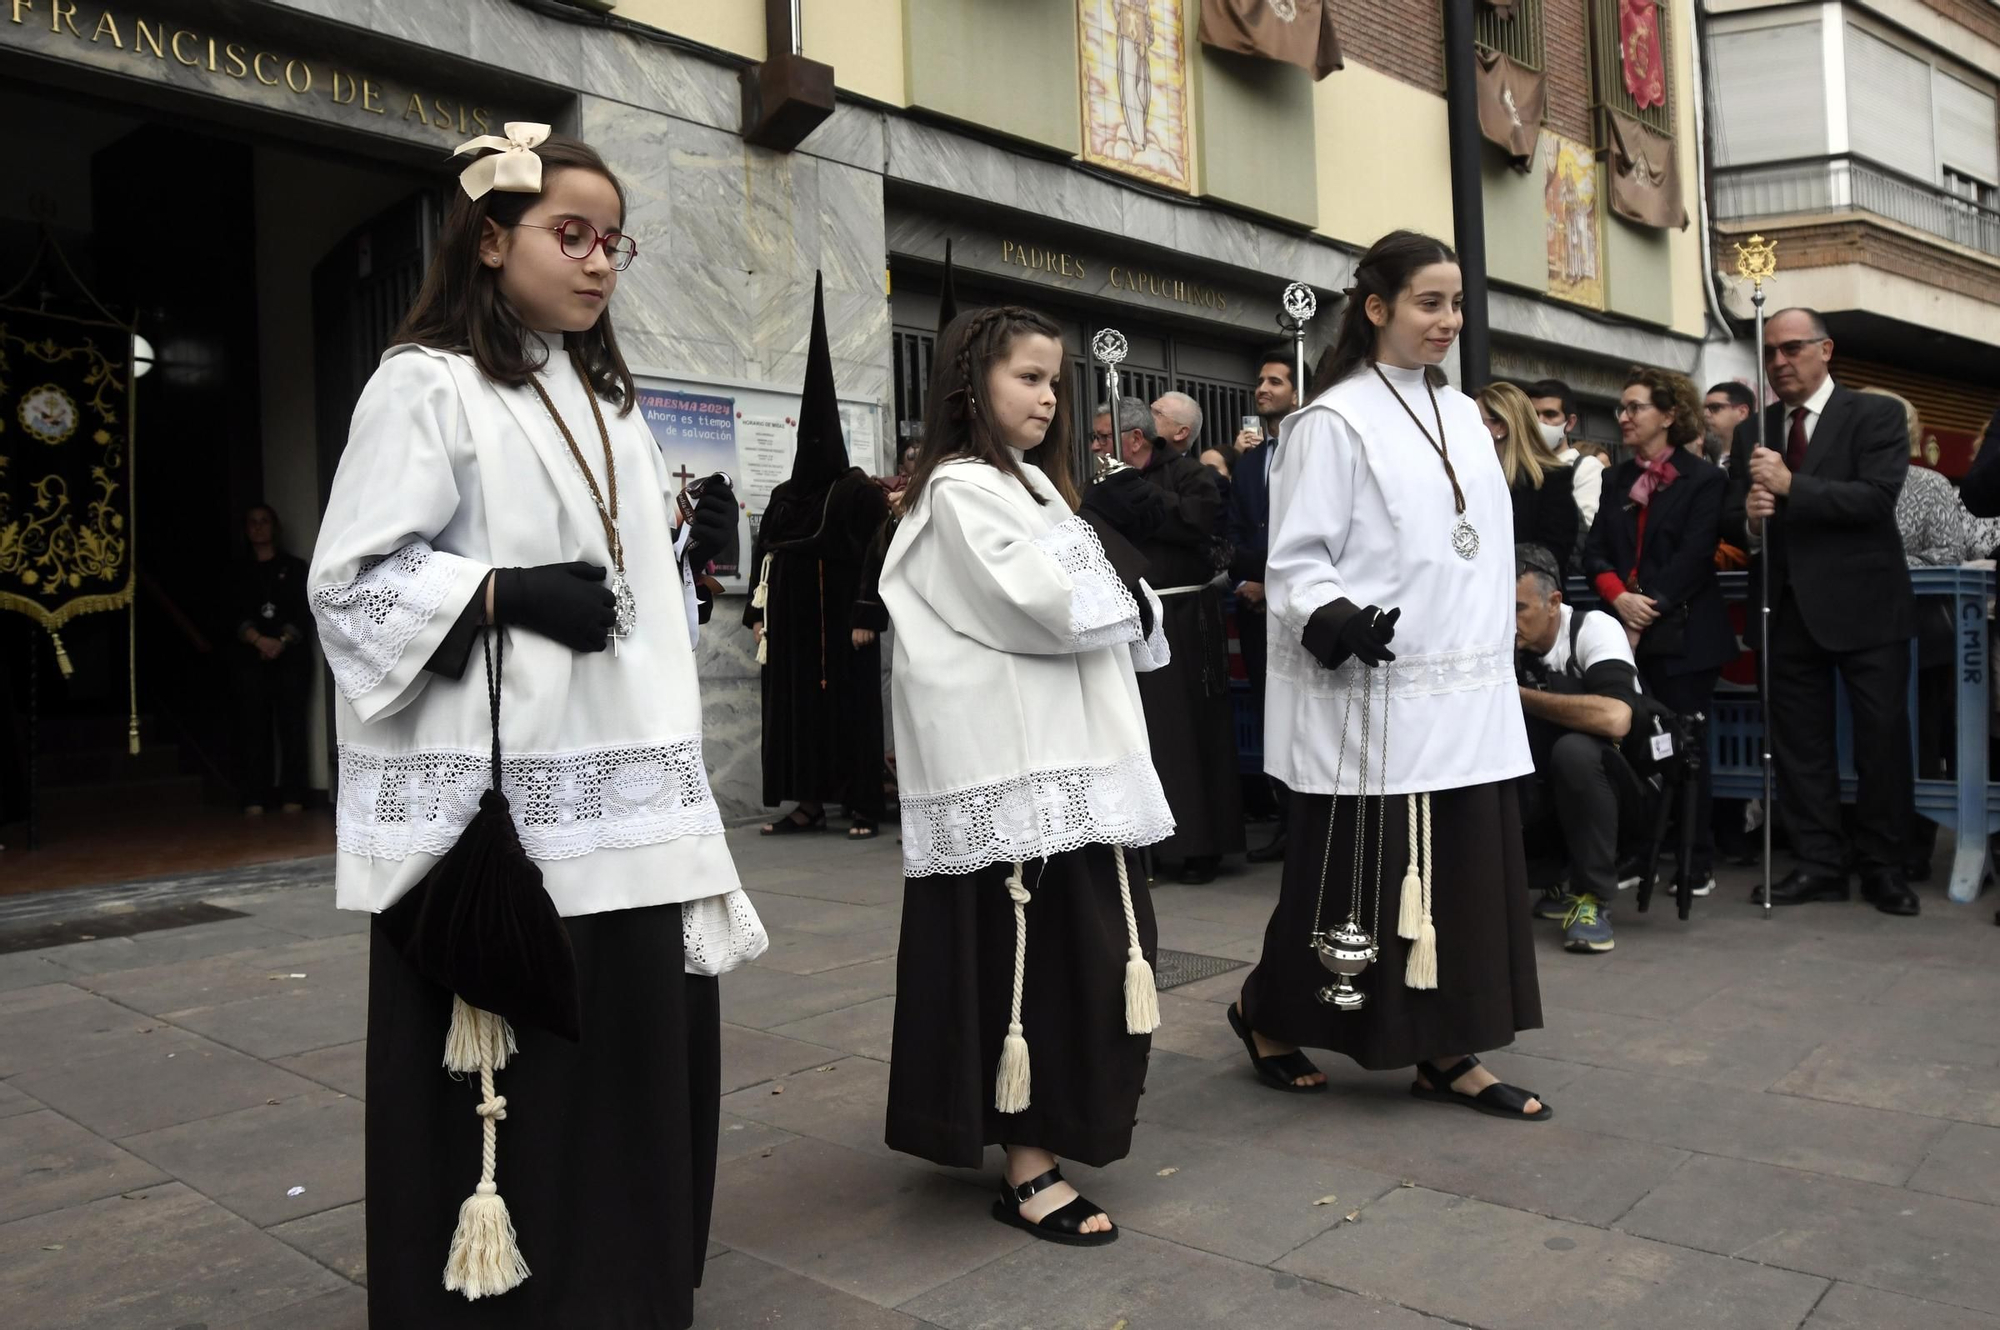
top-left (527, 351), bottom-right (637, 641)
top-left (1371, 362), bottom-right (1480, 560)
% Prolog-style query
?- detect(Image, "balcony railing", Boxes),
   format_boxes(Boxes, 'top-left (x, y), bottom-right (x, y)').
top-left (1475, 0), bottom-right (1544, 72)
top-left (1714, 154), bottom-right (2000, 261)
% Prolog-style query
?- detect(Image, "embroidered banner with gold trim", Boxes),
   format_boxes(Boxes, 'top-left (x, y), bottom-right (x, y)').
top-left (0, 307), bottom-right (136, 632)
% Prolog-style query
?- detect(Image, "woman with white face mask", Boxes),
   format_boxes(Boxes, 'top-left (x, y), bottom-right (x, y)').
top-left (1480, 381), bottom-right (1582, 574)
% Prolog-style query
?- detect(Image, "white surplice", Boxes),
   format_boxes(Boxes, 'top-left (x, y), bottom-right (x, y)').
top-left (879, 457), bottom-right (1173, 877)
top-left (310, 340), bottom-right (760, 968)
top-left (1263, 363), bottom-right (1533, 795)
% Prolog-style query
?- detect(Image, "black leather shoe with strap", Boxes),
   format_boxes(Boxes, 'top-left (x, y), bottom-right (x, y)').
top-left (1412, 1056), bottom-right (1553, 1122)
top-left (990, 1168), bottom-right (1119, 1247)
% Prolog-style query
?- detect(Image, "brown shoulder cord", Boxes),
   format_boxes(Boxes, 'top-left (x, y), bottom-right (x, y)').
top-left (527, 357), bottom-right (625, 571)
top-left (1371, 363), bottom-right (1466, 516)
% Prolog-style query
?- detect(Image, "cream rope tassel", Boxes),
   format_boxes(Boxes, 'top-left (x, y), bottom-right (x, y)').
top-left (994, 864), bottom-right (1034, 1113)
top-left (751, 554), bottom-right (772, 664)
top-left (1114, 848), bottom-right (1160, 1035)
top-left (1396, 793), bottom-right (1423, 940)
top-left (1405, 794), bottom-right (1438, 989)
top-left (440, 1000), bottom-right (528, 1300)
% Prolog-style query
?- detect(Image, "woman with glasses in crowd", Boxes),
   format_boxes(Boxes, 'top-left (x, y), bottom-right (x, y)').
top-left (1478, 382), bottom-right (1580, 572)
top-left (1582, 366), bottom-right (1735, 896)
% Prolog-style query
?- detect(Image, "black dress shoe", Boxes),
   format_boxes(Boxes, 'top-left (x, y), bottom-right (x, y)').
top-left (1860, 869), bottom-right (1920, 917)
top-left (1246, 831), bottom-right (1288, 864)
top-left (1179, 856), bottom-right (1220, 885)
top-left (1756, 869), bottom-right (1850, 906)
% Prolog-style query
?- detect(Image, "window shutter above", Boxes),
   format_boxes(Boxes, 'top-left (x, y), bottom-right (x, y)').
top-left (1708, 26), bottom-right (1827, 167)
top-left (1846, 26), bottom-right (1936, 181)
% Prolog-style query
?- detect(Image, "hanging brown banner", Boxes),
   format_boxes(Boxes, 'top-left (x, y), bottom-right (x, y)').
top-left (1475, 48), bottom-right (1546, 171)
top-left (0, 306), bottom-right (137, 635)
top-left (1605, 107), bottom-right (1690, 230)
top-left (1196, 0), bottom-right (1344, 81)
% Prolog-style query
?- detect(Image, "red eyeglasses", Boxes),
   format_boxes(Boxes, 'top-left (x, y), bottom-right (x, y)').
top-left (515, 218), bottom-right (639, 271)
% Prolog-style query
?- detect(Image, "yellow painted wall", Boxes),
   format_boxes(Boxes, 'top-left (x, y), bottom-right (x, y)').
top-left (805, 0), bottom-right (907, 106)
top-left (1481, 143), bottom-right (1548, 293)
top-left (615, 0), bottom-right (764, 60)
top-left (903, 0), bottom-right (1080, 154)
top-left (1314, 62), bottom-right (1453, 247)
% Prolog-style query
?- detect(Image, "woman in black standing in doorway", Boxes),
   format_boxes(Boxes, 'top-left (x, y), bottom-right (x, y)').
top-left (232, 503), bottom-right (313, 814)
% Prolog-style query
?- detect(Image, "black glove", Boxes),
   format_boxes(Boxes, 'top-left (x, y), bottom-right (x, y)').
top-left (1302, 600), bottom-right (1400, 669)
top-left (492, 561), bottom-right (617, 653)
top-left (1081, 469), bottom-right (1168, 542)
top-left (684, 474), bottom-right (738, 572)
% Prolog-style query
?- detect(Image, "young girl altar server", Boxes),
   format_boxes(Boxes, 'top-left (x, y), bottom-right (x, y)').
top-left (879, 305), bottom-right (1175, 1244)
top-left (1226, 231), bottom-right (1550, 1121)
top-left (309, 125), bottom-right (758, 1327)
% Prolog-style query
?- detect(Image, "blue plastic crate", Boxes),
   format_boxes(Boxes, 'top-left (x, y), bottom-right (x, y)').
top-left (1232, 679), bottom-right (1262, 775)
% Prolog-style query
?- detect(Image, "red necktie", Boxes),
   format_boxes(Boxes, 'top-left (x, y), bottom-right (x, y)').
top-left (1786, 406), bottom-right (1809, 471)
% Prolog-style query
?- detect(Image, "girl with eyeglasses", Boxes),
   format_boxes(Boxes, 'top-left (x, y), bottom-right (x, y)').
top-left (309, 127), bottom-right (756, 1329)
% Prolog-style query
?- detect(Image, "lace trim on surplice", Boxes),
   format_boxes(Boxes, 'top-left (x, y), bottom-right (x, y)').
top-left (898, 750), bottom-right (1175, 878)
top-left (311, 541), bottom-right (459, 699)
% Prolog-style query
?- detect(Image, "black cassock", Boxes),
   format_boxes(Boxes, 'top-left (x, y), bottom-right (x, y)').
top-left (744, 469), bottom-right (891, 822)
top-left (1133, 448), bottom-right (1246, 861)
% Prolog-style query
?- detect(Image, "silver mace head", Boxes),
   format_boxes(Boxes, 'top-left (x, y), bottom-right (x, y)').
top-left (1281, 282), bottom-right (1317, 324)
top-left (1090, 327), bottom-right (1129, 366)
top-left (1314, 921), bottom-right (1376, 1011)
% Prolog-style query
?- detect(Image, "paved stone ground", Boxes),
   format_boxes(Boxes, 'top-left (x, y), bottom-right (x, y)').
top-left (3, 828), bottom-right (1998, 1329)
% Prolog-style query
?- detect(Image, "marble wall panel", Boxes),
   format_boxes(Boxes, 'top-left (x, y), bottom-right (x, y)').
top-left (800, 103), bottom-right (891, 175)
top-left (466, 1), bottom-right (584, 90)
top-left (579, 29), bottom-right (743, 132)
top-left (1491, 289), bottom-right (1702, 374)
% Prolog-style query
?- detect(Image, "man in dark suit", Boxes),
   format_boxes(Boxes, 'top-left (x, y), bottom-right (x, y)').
top-left (1228, 351), bottom-right (1297, 862)
top-left (1724, 308), bottom-right (1918, 915)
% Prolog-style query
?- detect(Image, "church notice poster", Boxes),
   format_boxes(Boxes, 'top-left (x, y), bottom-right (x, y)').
top-left (632, 367), bottom-right (884, 597)
top-left (1079, 0), bottom-right (1192, 192)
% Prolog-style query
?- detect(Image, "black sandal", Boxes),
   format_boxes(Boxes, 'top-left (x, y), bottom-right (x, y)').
top-left (760, 808), bottom-right (826, 836)
top-left (1227, 1002), bottom-right (1328, 1094)
top-left (990, 1168), bottom-right (1118, 1247)
top-left (847, 819), bottom-right (878, 840)
top-left (1411, 1056), bottom-right (1553, 1121)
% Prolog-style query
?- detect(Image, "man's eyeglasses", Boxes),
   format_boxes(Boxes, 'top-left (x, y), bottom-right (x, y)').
top-left (516, 218), bottom-right (639, 271)
top-left (1763, 338), bottom-right (1826, 362)
top-left (1091, 430), bottom-right (1115, 444)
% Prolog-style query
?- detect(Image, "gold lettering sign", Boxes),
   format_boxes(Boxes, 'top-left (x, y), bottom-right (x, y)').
top-left (1108, 264), bottom-right (1229, 313)
top-left (7, 1), bottom-right (495, 137)
top-left (1000, 239), bottom-right (1087, 281)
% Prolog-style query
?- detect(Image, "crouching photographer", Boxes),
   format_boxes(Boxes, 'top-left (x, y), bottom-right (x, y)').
top-left (1514, 545), bottom-right (1638, 954)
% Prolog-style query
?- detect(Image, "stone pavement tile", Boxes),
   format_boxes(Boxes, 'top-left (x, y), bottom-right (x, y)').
top-left (1165, 965), bottom-right (1260, 1005)
top-left (0, 952), bottom-right (69, 992)
top-left (1146, 879), bottom-right (1283, 933)
top-left (1908, 1121), bottom-right (2000, 1206)
top-left (772, 994), bottom-right (897, 1062)
top-left (10, 1025), bottom-right (324, 1140)
top-left (1804, 1282), bottom-right (2000, 1330)
top-left (1138, 1057), bottom-right (1362, 1146)
top-left (228, 894), bottom-right (370, 939)
top-left (69, 951), bottom-right (308, 1015)
top-left (720, 958), bottom-right (899, 1029)
top-left (723, 1022), bottom-right (844, 1093)
top-left (699, 1249), bottom-right (927, 1327)
top-left (276, 1040), bottom-right (367, 1100)
top-left (1681, 971), bottom-right (2000, 1058)
top-left (1510, 1004), bottom-right (1821, 1091)
top-left (1278, 1185), bottom-right (1828, 1330)
top-left (1153, 913), bottom-right (1264, 962)
top-left (270, 1201), bottom-right (366, 1284)
top-left (745, 890), bottom-right (901, 938)
top-left (0, 1183), bottom-right (347, 1330)
top-left (1786, 920), bottom-right (2000, 973)
top-left (754, 924), bottom-right (903, 976)
top-left (718, 1112), bottom-right (799, 1165)
top-left (1058, 1122), bottom-right (1402, 1266)
top-left (232, 932), bottom-right (372, 970)
top-left (1774, 1043), bottom-right (2000, 1126)
top-left (35, 918), bottom-right (300, 974)
top-left (905, 1227), bottom-right (1452, 1330)
top-left (710, 1135), bottom-right (1026, 1307)
top-left (216, 1285), bottom-right (369, 1330)
top-left (1877, 963), bottom-right (2000, 1015)
top-left (1247, 1073), bottom-right (1690, 1227)
top-left (0, 1109), bottom-right (171, 1225)
top-left (0, 1077), bottom-right (41, 1119)
top-left (121, 1090), bottom-right (365, 1228)
top-left (0, 983), bottom-right (163, 1077)
top-left (722, 1054), bottom-right (899, 1162)
top-left (1553, 1065), bottom-right (1952, 1186)
top-left (1141, 1048), bottom-right (1229, 1101)
top-left (160, 979), bottom-right (368, 1060)
top-left (1148, 992), bottom-right (1252, 1062)
top-left (1619, 1154), bottom-right (2000, 1314)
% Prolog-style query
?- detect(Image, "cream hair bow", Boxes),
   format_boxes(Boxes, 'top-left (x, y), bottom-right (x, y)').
top-left (454, 122), bottom-right (551, 199)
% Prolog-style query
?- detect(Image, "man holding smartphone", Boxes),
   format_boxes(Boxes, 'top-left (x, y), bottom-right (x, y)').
top-left (1229, 351), bottom-right (1299, 862)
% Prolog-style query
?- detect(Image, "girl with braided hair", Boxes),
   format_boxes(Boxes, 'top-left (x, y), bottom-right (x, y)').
top-left (880, 305), bottom-right (1175, 1245)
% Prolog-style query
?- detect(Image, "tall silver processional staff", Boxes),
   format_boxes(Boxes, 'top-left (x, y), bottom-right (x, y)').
top-left (1279, 282), bottom-right (1317, 412)
top-left (1089, 327), bottom-right (1132, 481)
top-left (1735, 234), bottom-right (1779, 916)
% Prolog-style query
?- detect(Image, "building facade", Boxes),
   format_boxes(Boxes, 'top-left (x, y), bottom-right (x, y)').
top-left (1704, 0), bottom-right (2000, 472)
top-left (1, 0), bottom-right (1720, 826)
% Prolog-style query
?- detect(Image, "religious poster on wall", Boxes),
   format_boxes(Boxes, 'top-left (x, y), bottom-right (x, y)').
top-left (1542, 131), bottom-right (1605, 310)
top-left (1079, 0), bottom-right (1192, 192)
top-left (632, 369), bottom-right (884, 597)
top-left (0, 307), bottom-right (135, 661)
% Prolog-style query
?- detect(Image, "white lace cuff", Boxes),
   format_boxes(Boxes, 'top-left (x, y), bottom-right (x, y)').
top-left (684, 888), bottom-right (768, 977)
top-left (899, 750), bottom-right (1176, 877)
top-left (337, 734), bottom-right (726, 861)
top-left (312, 541), bottom-right (463, 700)
top-left (1031, 515), bottom-right (1142, 652)
top-left (1129, 583), bottom-right (1170, 673)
